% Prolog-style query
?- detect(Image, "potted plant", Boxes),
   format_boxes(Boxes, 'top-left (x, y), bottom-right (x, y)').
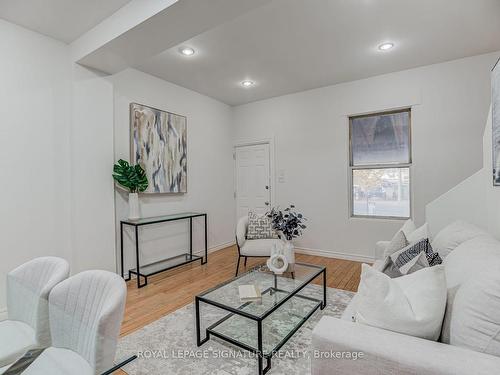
top-left (267, 205), bottom-right (307, 270)
top-left (112, 159), bottom-right (148, 219)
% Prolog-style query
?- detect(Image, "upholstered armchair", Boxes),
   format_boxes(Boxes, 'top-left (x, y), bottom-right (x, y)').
top-left (235, 216), bottom-right (282, 276)
top-left (0, 257), bottom-right (69, 373)
top-left (21, 270), bottom-right (127, 375)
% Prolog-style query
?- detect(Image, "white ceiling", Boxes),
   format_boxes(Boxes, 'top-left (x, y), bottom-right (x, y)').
top-left (2, 0), bottom-right (500, 105)
top-left (0, 0), bottom-right (132, 43)
top-left (136, 0), bottom-right (500, 106)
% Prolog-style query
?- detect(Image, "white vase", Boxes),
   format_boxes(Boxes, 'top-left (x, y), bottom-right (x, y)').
top-left (282, 239), bottom-right (295, 271)
top-left (128, 192), bottom-right (140, 220)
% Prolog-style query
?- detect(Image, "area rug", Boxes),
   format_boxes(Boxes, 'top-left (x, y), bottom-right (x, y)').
top-left (115, 285), bottom-right (354, 375)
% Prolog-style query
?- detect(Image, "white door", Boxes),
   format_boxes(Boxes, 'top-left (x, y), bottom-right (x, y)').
top-left (235, 143), bottom-right (271, 220)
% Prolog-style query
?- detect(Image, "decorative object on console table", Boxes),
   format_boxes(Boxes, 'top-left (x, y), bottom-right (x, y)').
top-left (112, 159), bottom-right (148, 220)
top-left (130, 102), bottom-right (187, 193)
top-left (267, 205), bottom-right (307, 272)
top-left (492, 56), bottom-right (500, 185)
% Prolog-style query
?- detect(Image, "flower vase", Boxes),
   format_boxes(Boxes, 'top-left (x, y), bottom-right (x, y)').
top-left (282, 239), bottom-right (295, 272)
top-left (128, 192), bottom-right (140, 220)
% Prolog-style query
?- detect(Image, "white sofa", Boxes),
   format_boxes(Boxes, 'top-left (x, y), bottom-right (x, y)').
top-left (312, 222), bottom-right (500, 375)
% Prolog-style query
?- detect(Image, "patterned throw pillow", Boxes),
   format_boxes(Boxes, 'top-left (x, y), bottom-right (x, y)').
top-left (246, 212), bottom-right (278, 240)
top-left (393, 238), bottom-right (443, 269)
top-left (382, 252), bottom-right (430, 278)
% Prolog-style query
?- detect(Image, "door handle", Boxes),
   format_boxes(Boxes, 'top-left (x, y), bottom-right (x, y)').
top-left (265, 202), bottom-right (270, 206)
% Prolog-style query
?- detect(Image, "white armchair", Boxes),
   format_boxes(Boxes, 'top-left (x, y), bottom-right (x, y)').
top-left (22, 270), bottom-right (127, 375)
top-left (0, 257), bottom-right (69, 372)
top-left (235, 216), bottom-right (282, 276)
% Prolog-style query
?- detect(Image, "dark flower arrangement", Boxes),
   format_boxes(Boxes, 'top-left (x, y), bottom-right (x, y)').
top-left (266, 205), bottom-right (307, 241)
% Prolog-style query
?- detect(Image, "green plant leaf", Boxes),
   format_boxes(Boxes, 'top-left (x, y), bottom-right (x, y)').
top-left (112, 159), bottom-right (149, 193)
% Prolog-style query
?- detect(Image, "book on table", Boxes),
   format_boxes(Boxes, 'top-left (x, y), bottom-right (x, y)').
top-left (238, 284), bottom-right (262, 303)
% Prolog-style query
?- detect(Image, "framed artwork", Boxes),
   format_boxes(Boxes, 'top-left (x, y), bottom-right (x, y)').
top-left (130, 103), bottom-right (187, 193)
top-left (493, 57), bottom-right (500, 185)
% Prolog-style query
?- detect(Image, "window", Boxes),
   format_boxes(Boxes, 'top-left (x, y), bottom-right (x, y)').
top-left (349, 109), bottom-right (411, 219)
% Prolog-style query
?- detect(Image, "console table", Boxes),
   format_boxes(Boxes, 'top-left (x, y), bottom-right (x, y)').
top-left (120, 212), bottom-right (207, 288)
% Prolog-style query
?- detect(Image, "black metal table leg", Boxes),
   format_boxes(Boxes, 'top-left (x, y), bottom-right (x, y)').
top-left (257, 320), bottom-right (263, 375)
top-left (101, 355), bottom-right (137, 375)
top-left (135, 226), bottom-right (142, 288)
top-left (189, 217), bottom-right (193, 258)
top-left (120, 221), bottom-right (124, 279)
top-left (263, 357), bottom-right (272, 374)
top-left (321, 268), bottom-right (327, 309)
top-left (203, 214), bottom-right (208, 264)
top-left (195, 297), bottom-right (209, 346)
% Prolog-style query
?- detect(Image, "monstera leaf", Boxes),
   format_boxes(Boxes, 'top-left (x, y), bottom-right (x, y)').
top-left (112, 159), bottom-right (149, 193)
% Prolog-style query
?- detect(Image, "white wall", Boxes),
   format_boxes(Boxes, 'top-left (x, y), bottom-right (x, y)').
top-left (70, 65), bottom-right (116, 274)
top-left (108, 69), bottom-right (235, 271)
top-left (232, 52), bottom-right (499, 260)
top-left (0, 20), bottom-right (72, 313)
top-left (0, 20), bottom-right (117, 315)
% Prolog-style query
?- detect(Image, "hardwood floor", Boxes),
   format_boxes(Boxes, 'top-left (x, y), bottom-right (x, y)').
top-left (121, 245), bottom-right (363, 337)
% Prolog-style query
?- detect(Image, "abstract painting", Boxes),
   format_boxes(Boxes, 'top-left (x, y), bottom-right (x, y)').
top-left (130, 103), bottom-right (187, 193)
top-left (493, 58), bottom-right (500, 185)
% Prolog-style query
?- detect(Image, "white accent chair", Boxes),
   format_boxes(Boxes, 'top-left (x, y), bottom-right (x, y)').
top-left (22, 270), bottom-right (127, 375)
top-left (235, 216), bottom-right (282, 276)
top-left (0, 257), bottom-right (69, 372)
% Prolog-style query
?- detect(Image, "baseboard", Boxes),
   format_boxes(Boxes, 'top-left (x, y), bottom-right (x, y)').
top-left (193, 241), bottom-right (235, 256)
top-left (0, 307), bottom-right (7, 321)
top-left (295, 246), bottom-right (375, 263)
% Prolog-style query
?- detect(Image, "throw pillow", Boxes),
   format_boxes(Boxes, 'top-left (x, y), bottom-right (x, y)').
top-left (398, 251), bottom-right (430, 275)
top-left (354, 264), bottom-right (447, 341)
top-left (246, 212), bottom-right (278, 240)
top-left (381, 257), bottom-right (403, 278)
top-left (446, 273), bottom-right (500, 356)
top-left (383, 230), bottom-right (409, 258)
top-left (400, 219), bottom-right (417, 237)
top-left (392, 238), bottom-right (442, 269)
top-left (381, 252), bottom-right (429, 277)
top-left (407, 223), bottom-right (429, 243)
top-left (431, 220), bottom-right (488, 258)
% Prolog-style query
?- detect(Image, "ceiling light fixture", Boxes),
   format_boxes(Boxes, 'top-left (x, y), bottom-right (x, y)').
top-left (180, 47), bottom-right (195, 56)
top-left (241, 80), bottom-right (255, 87)
top-left (378, 42), bottom-right (394, 51)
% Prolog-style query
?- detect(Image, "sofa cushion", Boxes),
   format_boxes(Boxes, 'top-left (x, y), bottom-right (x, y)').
top-left (441, 235), bottom-right (500, 345)
top-left (447, 273), bottom-right (500, 356)
top-left (431, 220), bottom-right (488, 258)
top-left (353, 264), bottom-right (447, 341)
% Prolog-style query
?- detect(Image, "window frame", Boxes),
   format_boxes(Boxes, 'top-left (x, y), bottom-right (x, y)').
top-left (348, 108), bottom-right (412, 220)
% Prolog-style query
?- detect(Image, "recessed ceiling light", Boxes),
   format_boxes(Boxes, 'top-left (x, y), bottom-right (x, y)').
top-left (378, 42), bottom-right (394, 51)
top-left (180, 47), bottom-right (195, 56)
top-left (241, 80), bottom-right (255, 87)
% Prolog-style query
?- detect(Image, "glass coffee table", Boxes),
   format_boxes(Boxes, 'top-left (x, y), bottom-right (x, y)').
top-left (195, 263), bottom-right (326, 374)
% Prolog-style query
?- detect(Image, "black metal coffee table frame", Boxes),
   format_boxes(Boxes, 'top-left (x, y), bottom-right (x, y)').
top-left (195, 263), bottom-right (326, 375)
